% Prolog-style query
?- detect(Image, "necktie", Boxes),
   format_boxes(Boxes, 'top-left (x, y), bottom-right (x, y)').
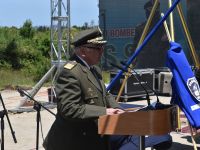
top-left (90, 67), bottom-right (102, 90)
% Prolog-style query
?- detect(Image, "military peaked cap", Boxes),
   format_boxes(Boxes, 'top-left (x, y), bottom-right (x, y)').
top-left (71, 27), bottom-right (106, 47)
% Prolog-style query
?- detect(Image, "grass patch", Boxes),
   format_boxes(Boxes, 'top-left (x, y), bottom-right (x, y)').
top-left (0, 69), bottom-right (111, 91)
top-left (0, 69), bottom-right (36, 90)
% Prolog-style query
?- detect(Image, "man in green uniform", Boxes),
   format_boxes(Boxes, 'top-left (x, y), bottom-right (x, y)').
top-left (44, 27), bottom-right (172, 150)
top-left (43, 28), bottom-right (124, 150)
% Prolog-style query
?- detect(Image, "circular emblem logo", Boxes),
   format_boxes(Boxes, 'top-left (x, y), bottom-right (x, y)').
top-left (187, 77), bottom-right (200, 102)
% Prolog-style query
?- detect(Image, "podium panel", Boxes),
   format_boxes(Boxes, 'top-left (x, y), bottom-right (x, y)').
top-left (98, 105), bottom-right (177, 135)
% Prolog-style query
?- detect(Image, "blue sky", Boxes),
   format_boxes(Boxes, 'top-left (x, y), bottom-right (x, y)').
top-left (0, 0), bottom-right (99, 27)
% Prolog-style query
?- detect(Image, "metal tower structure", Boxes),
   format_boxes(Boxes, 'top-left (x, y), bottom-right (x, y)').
top-left (16, 0), bottom-right (71, 108)
top-left (50, 0), bottom-right (71, 86)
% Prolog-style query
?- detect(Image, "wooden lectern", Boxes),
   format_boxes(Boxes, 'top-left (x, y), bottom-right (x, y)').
top-left (98, 105), bottom-right (178, 150)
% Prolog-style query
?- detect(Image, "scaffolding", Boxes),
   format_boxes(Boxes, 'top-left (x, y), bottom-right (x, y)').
top-left (50, 0), bottom-right (71, 101)
top-left (16, 0), bottom-right (71, 108)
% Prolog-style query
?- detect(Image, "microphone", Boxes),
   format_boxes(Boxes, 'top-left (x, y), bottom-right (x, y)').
top-left (120, 61), bottom-right (159, 102)
top-left (120, 61), bottom-right (168, 110)
top-left (109, 61), bottom-right (153, 109)
top-left (109, 62), bottom-right (128, 72)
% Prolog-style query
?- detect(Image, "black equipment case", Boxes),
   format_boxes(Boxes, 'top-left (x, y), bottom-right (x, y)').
top-left (109, 69), bottom-right (155, 99)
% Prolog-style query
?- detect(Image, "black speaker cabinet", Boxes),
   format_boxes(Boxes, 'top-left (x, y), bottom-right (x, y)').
top-left (109, 69), bottom-right (155, 99)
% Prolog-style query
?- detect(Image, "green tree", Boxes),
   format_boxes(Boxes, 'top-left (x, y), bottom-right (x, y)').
top-left (20, 20), bottom-right (35, 38)
top-left (0, 25), bottom-right (83, 88)
top-left (4, 39), bottom-right (21, 69)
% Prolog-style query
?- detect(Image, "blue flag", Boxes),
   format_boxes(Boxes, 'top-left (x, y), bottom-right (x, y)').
top-left (166, 42), bottom-right (200, 128)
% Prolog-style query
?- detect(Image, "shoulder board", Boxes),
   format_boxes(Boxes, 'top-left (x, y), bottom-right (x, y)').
top-left (64, 61), bottom-right (77, 70)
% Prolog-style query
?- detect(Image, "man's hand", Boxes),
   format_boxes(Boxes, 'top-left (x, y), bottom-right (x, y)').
top-left (106, 108), bottom-right (125, 115)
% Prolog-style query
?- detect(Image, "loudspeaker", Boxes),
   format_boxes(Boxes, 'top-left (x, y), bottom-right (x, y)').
top-left (158, 72), bottom-right (172, 95)
top-left (109, 69), bottom-right (155, 99)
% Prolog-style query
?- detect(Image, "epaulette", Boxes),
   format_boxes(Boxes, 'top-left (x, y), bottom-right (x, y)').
top-left (64, 61), bottom-right (77, 70)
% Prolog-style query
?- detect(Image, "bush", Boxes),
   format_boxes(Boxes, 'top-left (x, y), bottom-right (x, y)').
top-left (0, 25), bottom-right (85, 88)
top-left (4, 39), bottom-right (22, 69)
top-left (19, 20), bottom-right (35, 39)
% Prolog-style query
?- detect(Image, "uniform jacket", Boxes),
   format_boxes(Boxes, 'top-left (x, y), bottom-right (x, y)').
top-left (44, 55), bottom-right (120, 150)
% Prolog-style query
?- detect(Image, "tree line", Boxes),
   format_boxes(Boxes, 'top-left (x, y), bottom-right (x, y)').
top-left (0, 20), bottom-right (94, 84)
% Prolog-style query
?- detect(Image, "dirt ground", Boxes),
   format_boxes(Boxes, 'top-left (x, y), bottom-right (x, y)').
top-left (0, 87), bottom-right (200, 150)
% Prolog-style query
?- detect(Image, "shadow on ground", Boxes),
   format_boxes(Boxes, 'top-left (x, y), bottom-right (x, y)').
top-left (182, 135), bottom-right (200, 144)
top-left (169, 142), bottom-right (199, 150)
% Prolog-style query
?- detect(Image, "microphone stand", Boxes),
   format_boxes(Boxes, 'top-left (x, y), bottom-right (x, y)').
top-left (128, 67), bottom-right (168, 109)
top-left (109, 62), bottom-right (153, 109)
top-left (35, 102), bottom-right (41, 150)
top-left (130, 69), bottom-right (162, 110)
top-left (127, 70), bottom-right (154, 150)
top-left (0, 93), bottom-right (17, 150)
top-left (127, 69), bottom-right (154, 110)
top-left (109, 62), bottom-right (157, 150)
top-left (110, 62), bottom-right (171, 150)
top-left (120, 61), bottom-right (169, 110)
top-left (17, 88), bottom-right (56, 150)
